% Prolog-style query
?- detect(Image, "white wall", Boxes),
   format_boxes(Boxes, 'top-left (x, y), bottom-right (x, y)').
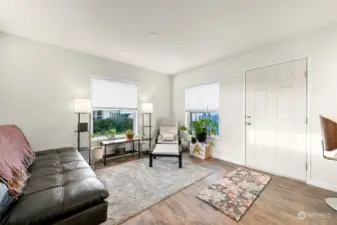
top-left (173, 25), bottom-right (337, 192)
top-left (0, 32), bottom-right (172, 151)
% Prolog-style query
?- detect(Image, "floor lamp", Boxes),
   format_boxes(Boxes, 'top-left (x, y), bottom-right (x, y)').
top-left (320, 114), bottom-right (337, 210)
top-left (141, 103), bottom-right (153, 152)
top-left (74, 98), bottom-right (92, 164)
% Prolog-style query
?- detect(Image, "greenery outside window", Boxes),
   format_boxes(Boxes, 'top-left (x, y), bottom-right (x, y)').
top-left (92, 109), bottom-right (137, 137)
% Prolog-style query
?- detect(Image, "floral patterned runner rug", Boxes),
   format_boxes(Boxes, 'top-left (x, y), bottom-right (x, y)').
top-left (197, 167), bottom-right (271, 221)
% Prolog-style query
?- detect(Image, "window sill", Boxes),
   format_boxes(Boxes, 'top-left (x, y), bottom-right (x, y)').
top-left (97, 134), bottom-right (125, 141)
top-left (91, 135), bottom-right (122, 143)
top-left (91, 134), bottom-right (141, 143)
top-left (180, 134), bottom-right (219, 141)
top-left (209, 136), bottom-right (220, 141)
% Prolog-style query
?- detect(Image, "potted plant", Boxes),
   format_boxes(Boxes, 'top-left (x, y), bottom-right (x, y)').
top-left (140, 134), bottom-right (150, 155)
top-left (180, 118), bottom-right (217, 143)
top-left (106, 128), bottom-right (117, 140)
top-left (91, 132), bottom-right (104, 161)
top-left (191, 118), bottom-right (217, 143)
top-left (179, 125), bottom-right (191, 150)
top-left (125, 129), bottom-right (135, 140)
top-left (191, 136), bottom-right (197, 144)
top-left (179, 125), bottom-right (197, 144)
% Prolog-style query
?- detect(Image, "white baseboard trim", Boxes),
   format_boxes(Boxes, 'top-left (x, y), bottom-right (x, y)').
top-left (211, 153), bottom-right (244, 166)
top-left (307, 179), bottom-right (337, 193)
top-left (212, 154), bottom-right (337, 193)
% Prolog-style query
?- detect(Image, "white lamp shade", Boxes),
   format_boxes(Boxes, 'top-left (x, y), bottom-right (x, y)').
top-left (142, 103), bottom-right (153, 113)
top-left (74, 98), bottom-right (91, 113)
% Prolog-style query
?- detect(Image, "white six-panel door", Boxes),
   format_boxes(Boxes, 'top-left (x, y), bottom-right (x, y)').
top-left (245, 59), bottom-right (307, 181)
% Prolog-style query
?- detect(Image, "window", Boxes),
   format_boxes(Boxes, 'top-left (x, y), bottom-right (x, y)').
top-left (187, 112), bottom-right (219, 136)
top-left (92, 109), bottom-right (136, 134)
top-left (185, 82), bottom-right (220, 136)
top-left (91, 78), bottom-right (138, 136)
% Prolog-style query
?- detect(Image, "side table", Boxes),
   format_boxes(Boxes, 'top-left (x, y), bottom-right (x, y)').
top-left (190, 143), bottom-right (211, 160)
top-left (101, 138), bottom-right (141, 165)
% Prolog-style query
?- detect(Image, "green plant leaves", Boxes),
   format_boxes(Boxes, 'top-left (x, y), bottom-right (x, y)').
top-left (125, 129), bottom-right (134, 135)
top-left (93, 117), bottom-right (133, 134)
top-left (179, 125), bottom-right (187, 131)
top-left (191, 118), bottom-right (217, 136)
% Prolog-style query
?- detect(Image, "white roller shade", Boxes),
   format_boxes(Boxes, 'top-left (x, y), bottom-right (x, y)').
top-left (185, 82), bottom-right (219, 111)
top-left (92, 78), bottom-right (138, 109)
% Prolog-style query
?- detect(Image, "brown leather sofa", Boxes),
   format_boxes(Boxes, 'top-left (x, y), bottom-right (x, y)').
top-left (0, 147), bottom-right (109, 225)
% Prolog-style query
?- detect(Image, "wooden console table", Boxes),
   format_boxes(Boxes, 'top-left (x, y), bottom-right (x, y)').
top-left (101, 138), bottom-right (141, 165)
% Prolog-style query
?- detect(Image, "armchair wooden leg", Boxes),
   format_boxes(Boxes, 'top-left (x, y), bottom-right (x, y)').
top-left (149, 153), bottom-right (153, 167)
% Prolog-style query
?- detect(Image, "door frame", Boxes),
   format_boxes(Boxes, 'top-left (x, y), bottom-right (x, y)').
top-left (243, 58), bottom-right (309, 182)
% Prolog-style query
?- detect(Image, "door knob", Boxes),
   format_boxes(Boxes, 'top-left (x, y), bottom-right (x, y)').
top-left (246, 115), bottom-right (251, 119)
top-left (246, 122), bottom-right (251, 126)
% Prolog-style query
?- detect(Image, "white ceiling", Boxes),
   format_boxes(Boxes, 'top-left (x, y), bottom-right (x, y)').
top-left (1, 0), bottom-right (337, 75)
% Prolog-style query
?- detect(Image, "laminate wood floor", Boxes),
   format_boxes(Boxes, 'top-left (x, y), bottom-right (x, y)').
top-left (100, 155), bottom-right (337, 225)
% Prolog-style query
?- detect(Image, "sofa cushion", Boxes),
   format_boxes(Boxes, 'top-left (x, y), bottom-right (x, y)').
top-left (1, 147), bottom-right (109, 225)
top-left (152, 144), bottom-right (179, 155)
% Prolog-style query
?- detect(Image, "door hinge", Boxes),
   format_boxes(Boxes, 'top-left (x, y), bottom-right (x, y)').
top-left (306, 163), bottom-right (308, 171)
top-left (305, 117), bottom-right (308, 124)
top-left (304, 71), bottom-right (308, 78)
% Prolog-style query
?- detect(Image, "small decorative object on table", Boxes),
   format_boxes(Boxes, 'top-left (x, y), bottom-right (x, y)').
top-left (117, 145), bottom-right (126, 155)
top-left (106, 128), bottom-right (117, 140)
top-left (190, 143), bottom-right (211, 160)
top-left (125, 129), bottom-right (135, 140)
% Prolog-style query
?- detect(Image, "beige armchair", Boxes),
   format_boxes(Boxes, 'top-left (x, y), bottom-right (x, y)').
top-left (156, 118), bottom-right (180, 144)
top-left (150, 118), bottom-right (182, 168)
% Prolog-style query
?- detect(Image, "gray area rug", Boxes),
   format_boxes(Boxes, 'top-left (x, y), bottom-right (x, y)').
top-left (96, 156), bottom-right (212, 225)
